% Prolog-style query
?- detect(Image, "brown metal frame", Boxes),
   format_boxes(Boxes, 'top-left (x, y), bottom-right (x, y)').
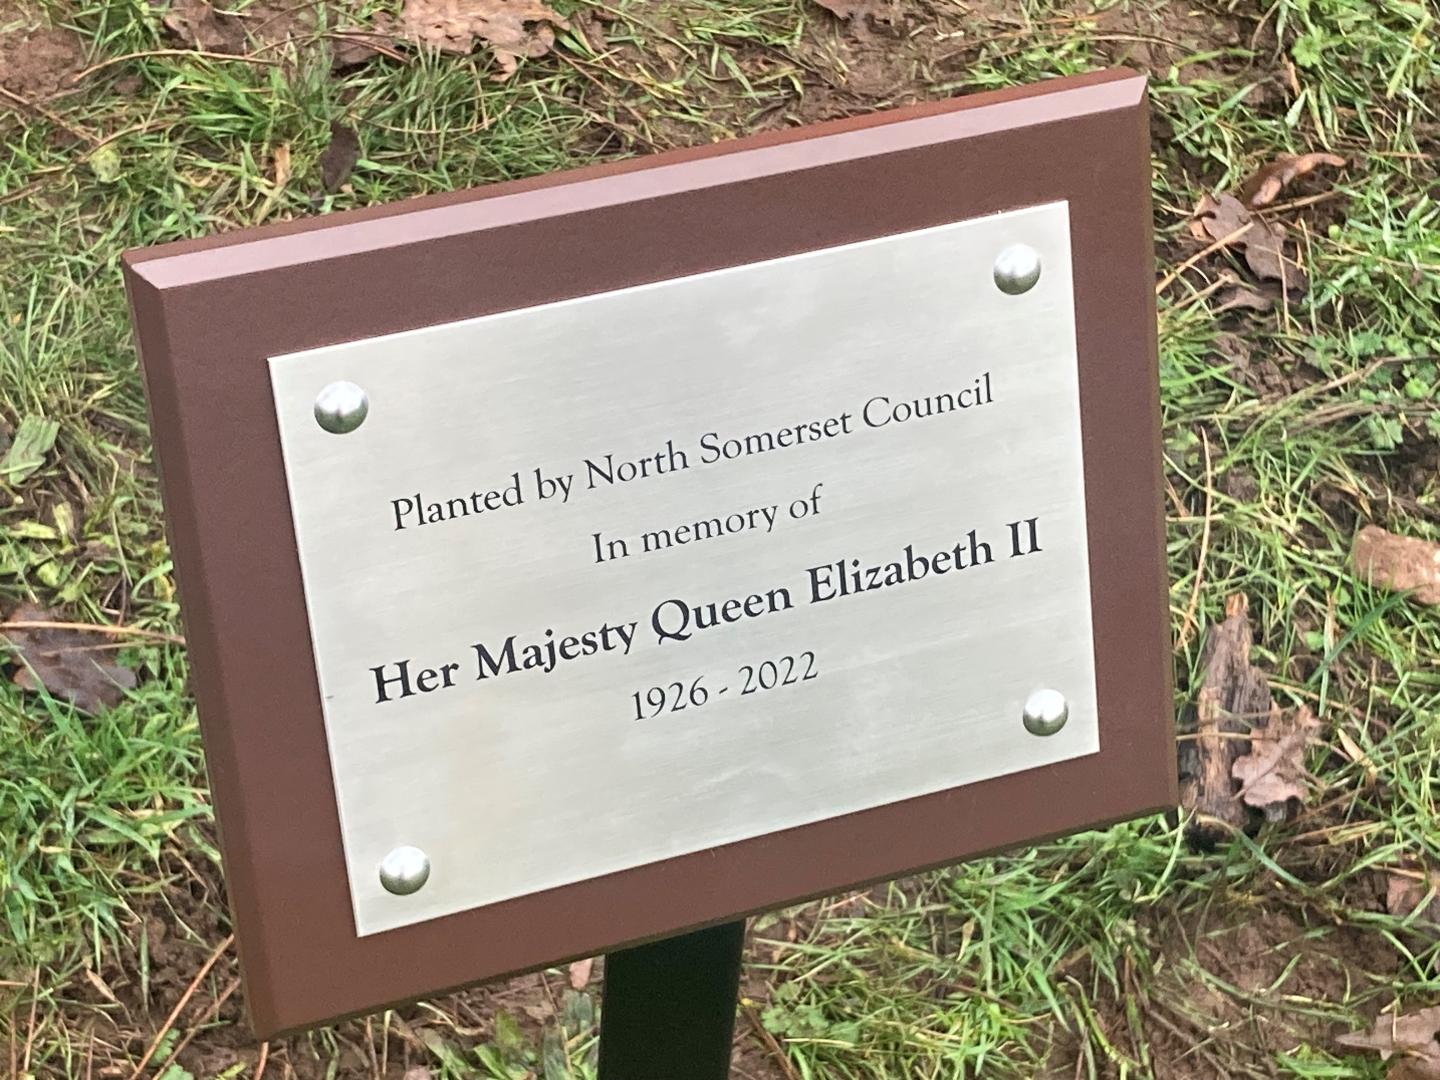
top-left (123, 67), bottom-right (1175, 1038)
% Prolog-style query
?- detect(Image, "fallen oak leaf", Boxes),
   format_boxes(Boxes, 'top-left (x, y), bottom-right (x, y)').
top-left (1241, 217), bottom-right (1308, 291)
top-left (390, 0), bottom-right (566, 77)
top-left (1192, 193), bottom-right (1309, 292)
top-left (162, 0), bottom-right (375, 67)
top-left (1338, 1007), bottom-right (1440, 1076)
top-left (1352, 525), bottom-right (1440, 605)
top-left (1231, 704), bottom-right (1320, 820)
top-left (1242, 151), bottom-right (1346, 208)
top-left (1193, 191), bottom-right (1252, 242)
top-left (1, 603), bottom-right (137, 714)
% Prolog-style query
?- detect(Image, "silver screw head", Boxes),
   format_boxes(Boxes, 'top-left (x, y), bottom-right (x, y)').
top-left (314, 380), bottom-right (369, 434)
top-left (379, 845), bottom-right (430, 895)
top-left (993, 244), bottom-right (1042, 295)
top-left (1022, 689), bottom-right (1069, 736)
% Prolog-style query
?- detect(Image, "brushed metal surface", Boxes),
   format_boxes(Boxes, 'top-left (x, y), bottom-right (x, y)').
top-left (269, 200), bottom-right (1098, 937)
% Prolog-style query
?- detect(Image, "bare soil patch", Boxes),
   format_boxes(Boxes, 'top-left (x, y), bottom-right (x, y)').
top-left (0, 1), bottom-right (86, 97)
top-left (1042, 900), bottom-right (1401, 1079)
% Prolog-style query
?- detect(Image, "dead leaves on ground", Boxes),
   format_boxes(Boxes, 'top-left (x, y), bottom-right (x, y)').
top-left (1192, 192), bottom-right (1309, 292)
top-left (387, 0), bottom-right (566, 74)
top-left (1, 603), bottom-right (137, 714)
top-left (1231, 702), bottom-right (1320, 818)
top-left (1182, 150), bottom-right (1346, 304)
top-left (160, 0), bottom-right (381, 64)
top-left (1179, 595), bottom-right (1320, 848)
top-left (1339, 1007), bottom-right (1440, 1078)
top-left (161, 0), bottom-right (259, 55)
top-left (159, 0), bottom-right (565, 76)
top-left (1352, 525), bottom-right (1440, 605)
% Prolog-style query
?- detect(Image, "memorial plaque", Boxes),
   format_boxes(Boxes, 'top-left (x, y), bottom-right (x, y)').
top-left (124, 68), bottom-right (1175, 1036)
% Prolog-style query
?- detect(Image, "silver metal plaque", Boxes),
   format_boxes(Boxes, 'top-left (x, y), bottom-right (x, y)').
top-left (269, 201), bottom-right (1098, 936)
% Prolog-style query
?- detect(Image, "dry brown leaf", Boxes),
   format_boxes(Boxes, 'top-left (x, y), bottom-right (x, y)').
top-left (1215, 284), bottom-right (1275, 313)
top-left (1193, 192), bottom-right (1309, 291)
top-left (1338, 1007), bottom-right (1440, 1077)
top-left (567, 957), bottom-right (594, 990)
top-left (1242, 218), bottom-right (1308, 290)
top-left (319, 122), bottom-right (360, 192)
top-left (1387, 869), bottom-right (1440, 925)
top-left (1194, 192), bottom-right (1252, 242)
top-left (162, 0), bottom-right (315, 54)
top-left (1231, 704), bottom-right (1320, 819)
top-left (1, 603), bottom-right (137, 714)
top-left (1242, 151), bottom-right (1347, 208)
top-left (162, 0), bottom-right (372, 66)
top-left (1353, 525), bottom-right (1440, 605)
top-left (391, 0), bottom-right (566, 76)
top-left (161, 0), bottom-right (247, 53)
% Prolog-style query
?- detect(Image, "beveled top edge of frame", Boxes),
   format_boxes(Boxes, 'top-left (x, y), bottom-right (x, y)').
top-left (121, 69), bottom-right (1144, 291)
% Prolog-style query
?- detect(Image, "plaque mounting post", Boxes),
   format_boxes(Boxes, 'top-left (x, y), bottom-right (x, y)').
top-left (597, 920), bottom-right (746, 1079)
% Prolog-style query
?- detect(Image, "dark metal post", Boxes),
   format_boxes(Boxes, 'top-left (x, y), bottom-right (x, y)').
top-left (597, 920), bottom-right (746, 1080)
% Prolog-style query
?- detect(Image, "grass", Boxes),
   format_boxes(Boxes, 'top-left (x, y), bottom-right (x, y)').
top-left (2, 0), bottom-right (1439, 1076)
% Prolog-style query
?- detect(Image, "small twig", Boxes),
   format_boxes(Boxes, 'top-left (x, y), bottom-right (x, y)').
top-left (151, 976), bottom-right (242, 1077)
top-left (0, 620), bottom-right (185, 645)
top-left (71, 48), bottom-right (279, 85)
top-left (253, 1041), bottom-right (269, 1080)
top-left (1263, 189), bottom-right (1349, 215)
top-left (323, 30), bottom-right (406, 62)
top-left (1171, 272), bottom-right (1239, 313)
top-left (741, 1003), bottom-right (802, 1080)
top-left (21, 968), bottom-right (39, 1078)
top-left (1175, 730), bottom-right (1266, 742)
top-left (127, 934), bottom-right (234, 1080)
top-left (558, 53), bottom-right (658, 147)
top-left (0, 85), bottom-right (100, 145)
